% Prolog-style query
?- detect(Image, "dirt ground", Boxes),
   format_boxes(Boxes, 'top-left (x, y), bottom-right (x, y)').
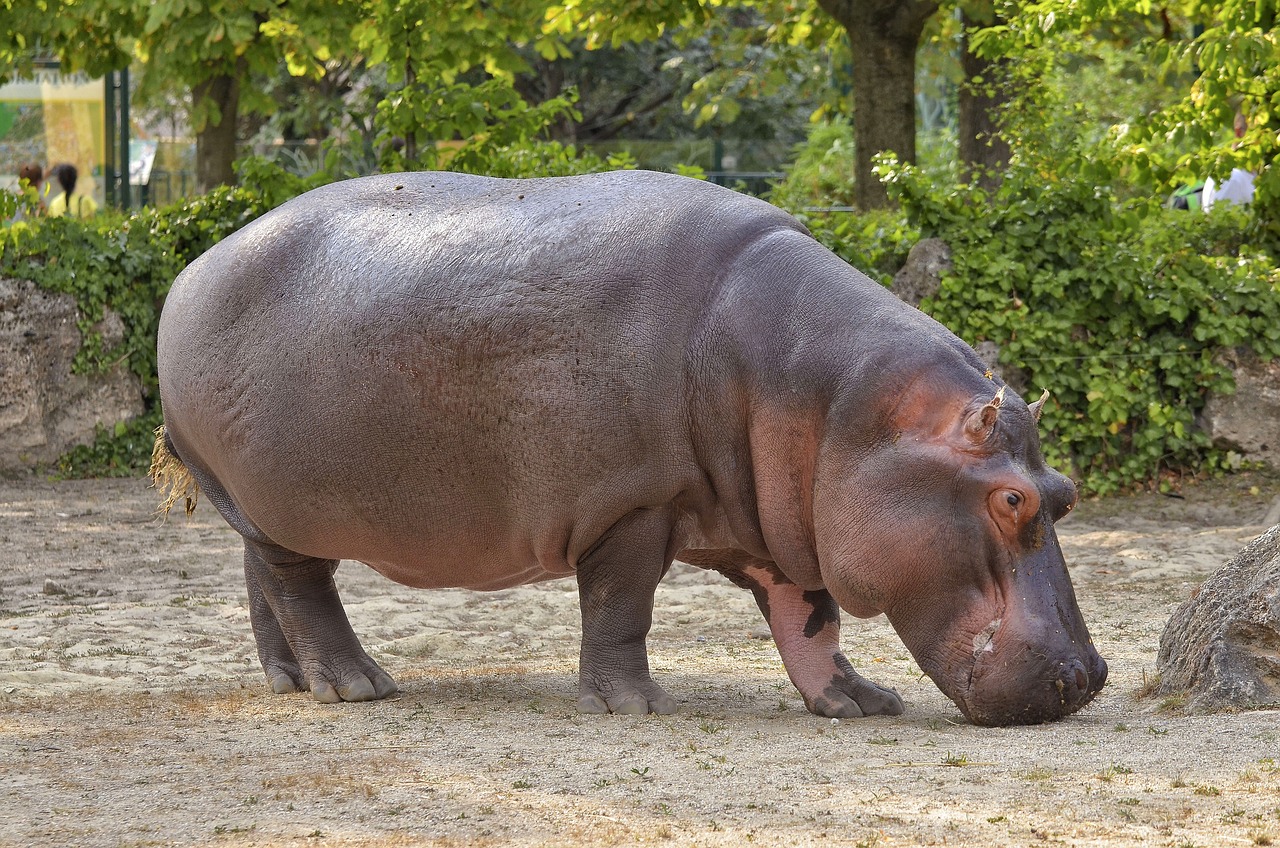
top-left (2, 472), bottom-right (1279, 848)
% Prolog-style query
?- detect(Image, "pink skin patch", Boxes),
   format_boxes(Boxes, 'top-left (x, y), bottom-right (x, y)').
top-left (726, 561), bottom-right (904, 718)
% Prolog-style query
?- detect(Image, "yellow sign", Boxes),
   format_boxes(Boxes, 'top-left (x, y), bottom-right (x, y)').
top-left (1, 66), bottom-right (104, 204)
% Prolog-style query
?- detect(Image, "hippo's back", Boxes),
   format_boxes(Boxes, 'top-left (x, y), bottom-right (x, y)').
top-left (158, 170), bottom-right (804, 587)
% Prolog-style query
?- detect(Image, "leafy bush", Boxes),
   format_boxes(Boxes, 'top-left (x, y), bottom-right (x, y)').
top-left (877, 155), bottom-right (1280, 494)
top-left (446, 139), bottom-right (637, 179)
top-left (55, 409), bottom-right (165, 478)
top-left (770, 121), bottom-right (918, 285)
top-left (769, 120), bottom-right (859, 212)
top-left (786, 206), bottom-right (918, 287)
top-left (0, 187), bottom-right (274, 476)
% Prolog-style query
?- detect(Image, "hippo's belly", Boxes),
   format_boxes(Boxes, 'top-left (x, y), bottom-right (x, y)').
top-left (161, 284), bottom-right (701, 590)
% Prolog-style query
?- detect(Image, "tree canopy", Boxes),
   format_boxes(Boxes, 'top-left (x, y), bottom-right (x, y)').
top-left (1, 0), bottom-right (1274, 218)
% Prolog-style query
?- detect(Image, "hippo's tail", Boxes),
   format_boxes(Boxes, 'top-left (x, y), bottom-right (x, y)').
top-left (149, 424), bottom-right (201, 517)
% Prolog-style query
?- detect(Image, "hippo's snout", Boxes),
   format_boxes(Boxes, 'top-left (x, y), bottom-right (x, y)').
top-left (959, 640), bottom-right (1107, 727)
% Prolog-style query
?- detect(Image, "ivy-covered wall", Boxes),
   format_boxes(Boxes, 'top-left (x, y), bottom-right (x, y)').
top-left (1, 187), bottom-right (274, 476)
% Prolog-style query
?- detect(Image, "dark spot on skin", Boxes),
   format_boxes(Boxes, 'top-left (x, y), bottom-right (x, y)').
top-left (807, 694), bottom-right (851, 717)
top-left (802, 590), bottom-right (839, 638)
top-left (822, 654), bottom-right (905, 716)
top-left (764, 568), bottom-right (793, 587)
top-left (394, 185), bottom-right (403, 190)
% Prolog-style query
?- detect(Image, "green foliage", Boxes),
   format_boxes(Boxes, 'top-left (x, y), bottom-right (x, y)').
top-left (973, 0), bottom-right (1278, 224)
top-left (57, 409), bottom-right (164, 478)
top-left (771, 122), bottom-right (917, 283)
top-left (0, 187), bottom-right (273, 476)
top-left (769, 120), bottom-right (858, 210)
top-left (448, 139), bottom-right (638, 179)
top-left (796, 207), bottom-right (917, 288)
top-left (379, 81), bottom-right (584, 172)
top-left (877, 154), bottom-right (1280, 494)
top-left (235, 153), bottom-right (335, 208)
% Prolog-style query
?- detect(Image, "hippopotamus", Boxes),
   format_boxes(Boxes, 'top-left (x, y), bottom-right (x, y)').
top-left (152, 169), bottom-right (1106, 726)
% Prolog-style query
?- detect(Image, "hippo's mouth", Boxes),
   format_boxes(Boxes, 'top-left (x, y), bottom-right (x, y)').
top-left (957, 628), bottom-right (1106, 726)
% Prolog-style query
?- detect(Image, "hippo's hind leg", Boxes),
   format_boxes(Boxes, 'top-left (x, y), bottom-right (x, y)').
top-left (243, 541), bottom-right (399, 703)
top-left (686, 551), bottom-right (904, 718)
top-left (156, 429), bottom-right (396, 703)
top-left (575, 507), bottom-right (679, 716)
top-left (242, 550), bottom-right (305, 694)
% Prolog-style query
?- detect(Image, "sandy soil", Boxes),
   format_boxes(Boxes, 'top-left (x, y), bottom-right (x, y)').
top-left (2, 473), bottom-right (1279, 848)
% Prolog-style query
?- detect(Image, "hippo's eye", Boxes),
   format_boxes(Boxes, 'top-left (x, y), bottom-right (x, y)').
top-left (1006, 493), bottom-right (1022, 509)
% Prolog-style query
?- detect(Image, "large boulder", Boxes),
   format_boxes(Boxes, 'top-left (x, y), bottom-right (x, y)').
top-left (1200, 348), bottom-right (1280, 471)
top-left (0, 277), bottom-right (144, 474)
top-left (891, 237), bottom-right (951, 307)
top-left (1155, 524), bottom-right (1280, 712)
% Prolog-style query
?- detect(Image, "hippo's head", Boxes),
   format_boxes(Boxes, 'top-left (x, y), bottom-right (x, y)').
top-left (812, 381), bottom-right (1106, 726)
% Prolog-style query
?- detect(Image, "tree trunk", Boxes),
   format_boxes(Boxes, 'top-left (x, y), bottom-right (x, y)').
top-left (816, 0), bottom-right (938, 210)
top-left (192, 71), bottom-right (242, 192)
top-left (958, 6), bottom-right (1012, 192)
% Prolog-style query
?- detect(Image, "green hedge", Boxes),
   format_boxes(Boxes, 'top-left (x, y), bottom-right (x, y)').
top-left (874, 158), bottom-right (1280, 494)
top-left (1, 187), bottom-right (274, 476)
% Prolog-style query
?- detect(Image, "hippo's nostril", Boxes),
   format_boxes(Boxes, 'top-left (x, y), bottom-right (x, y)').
top-left (1059, 659), bottom-right (1089, 702)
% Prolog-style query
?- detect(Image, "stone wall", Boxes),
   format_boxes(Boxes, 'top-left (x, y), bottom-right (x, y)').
top-left (0, 277), bottom-right (144, 475)
top-left (1199, 348), bottom-right (1280, 470)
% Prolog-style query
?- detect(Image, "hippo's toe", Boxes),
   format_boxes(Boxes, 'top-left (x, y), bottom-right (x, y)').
top-left (305, 665), bottom-right (399, 704)
top-left (806, 674), bottom-right (905, 718)
top-left (801, 655), bottom-right (905, 718)
top-left (268, 669), bottom-right (303, 695)
top-left (577, 682), bottom-right (678, 716)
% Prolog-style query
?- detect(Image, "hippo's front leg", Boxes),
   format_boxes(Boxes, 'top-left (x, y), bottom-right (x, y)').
top-left (689, 551), bottom-right (904, 718)
top-left (243, 542), bottom-right (398, 703)
top-left (574, 508), bottom-right (679, 716)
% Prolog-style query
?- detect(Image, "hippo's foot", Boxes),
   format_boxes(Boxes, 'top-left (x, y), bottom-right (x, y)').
top-left (800, 652), bottom-right (904, 718)
top-left (576, 676), bottom-right (678, 716)
top-left (695, 554), bottom-right (906, 719)
top-left (244, 542), bottom-right (399, 704)
top-left (258, 640), bottom-right (398, 704)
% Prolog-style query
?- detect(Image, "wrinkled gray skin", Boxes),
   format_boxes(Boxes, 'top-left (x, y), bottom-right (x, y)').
top-left (157, 170), bottom-right (1106, 726)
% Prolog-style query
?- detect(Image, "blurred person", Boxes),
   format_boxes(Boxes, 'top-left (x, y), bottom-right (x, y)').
top-left (47, 163), bottom-right (98, 218)
top-left (10, 162), bottom-right (46, 221)
top-left (1204, 111), bottom-right (1255, 211)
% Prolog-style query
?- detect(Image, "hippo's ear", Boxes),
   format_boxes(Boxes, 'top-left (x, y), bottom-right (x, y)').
top-left (963, 386), bottom-right (1005, 444)
top-left (1027, 388), bottom-right (1050, 423)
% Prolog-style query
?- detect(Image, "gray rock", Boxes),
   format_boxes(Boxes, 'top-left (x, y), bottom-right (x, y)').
top-left (1155, 524), bottom-right (1280, 713)
top-left (891, 238), bottom-right (951, 307)
top-left (0, 277), bottom-right (144, 474)
top-left (1200, 348), bottom-right (1280, 470)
